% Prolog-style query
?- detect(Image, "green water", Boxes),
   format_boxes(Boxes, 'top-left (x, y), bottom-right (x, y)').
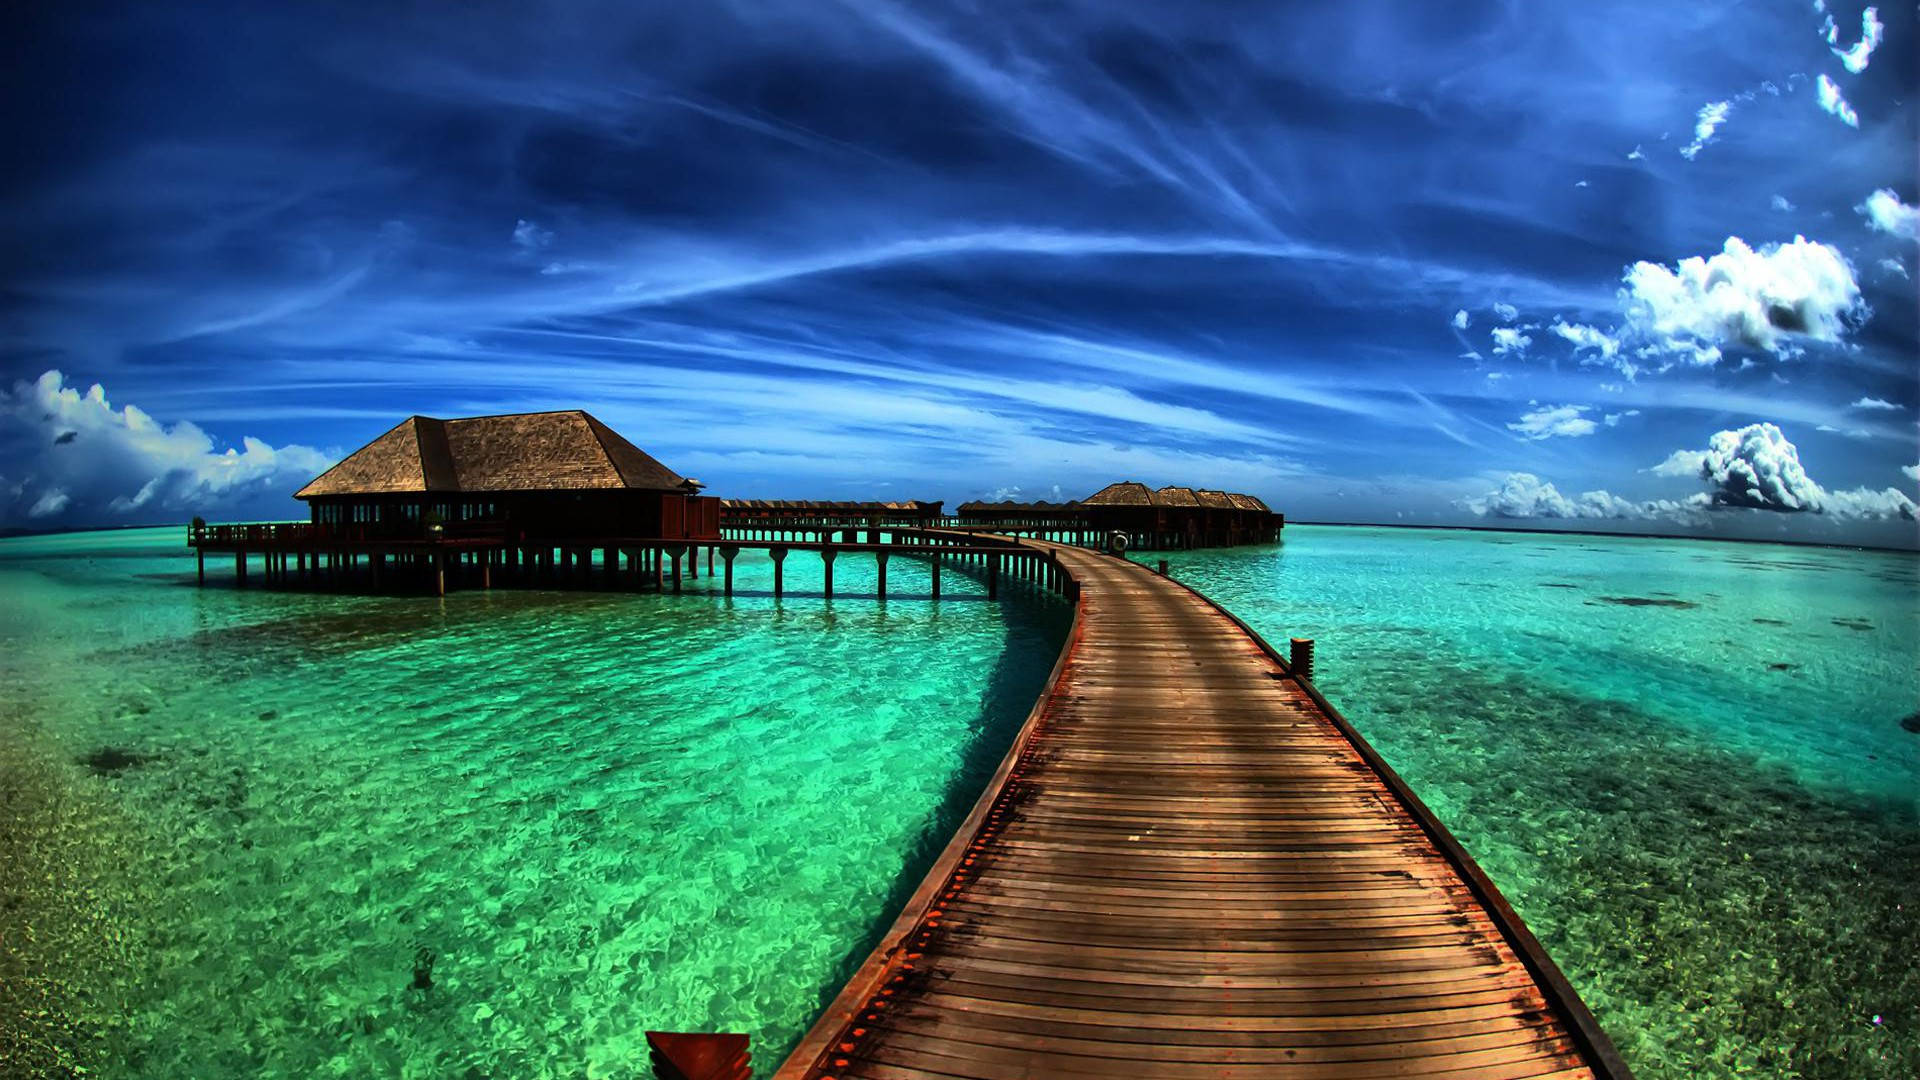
top-left (1149, 526), bottom-right (1919, 1080)
top-left (0, 527), bottom-right (1069, 1078)
top-left (4, 525), bottom-right (1916, 1079)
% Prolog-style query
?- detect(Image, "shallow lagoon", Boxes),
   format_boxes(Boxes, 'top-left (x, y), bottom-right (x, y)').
top-left (2, 523), bottom-right (1915, 1079)
top-left (0, 527), bottom-right (1069, 1078)
top-left (1155, 526), bottom-right (1918, 1079)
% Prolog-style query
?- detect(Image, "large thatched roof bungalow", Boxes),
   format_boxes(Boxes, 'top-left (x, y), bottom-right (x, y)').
top-left (296, 410), bottom-right (718, 540)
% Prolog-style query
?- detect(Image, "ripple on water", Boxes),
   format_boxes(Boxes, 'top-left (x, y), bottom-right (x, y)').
top-left (0, 529), bottom-right (1069, 1078)
top-left (1153, 526), bottom-right (1919, 1080)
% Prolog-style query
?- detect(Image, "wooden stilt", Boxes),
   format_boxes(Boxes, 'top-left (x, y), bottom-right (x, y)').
top-left (720, 546), bottom-right (737, 597)
top-left (770, 546), bottom-right (787, 598)
top-left (821, 548), bottom-right (836, 598)
top-left (876, 549), bottom-right (889, 597)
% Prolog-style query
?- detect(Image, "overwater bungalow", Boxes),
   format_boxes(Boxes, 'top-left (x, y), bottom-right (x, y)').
top-left (297, 410), bottom-right (715, 538)
top-left (189, 410), bottom-right (721, 592)
top-left (957, 480), bottom-right (1282, 549)
top-left (717, 499), bottom-right (945, 533)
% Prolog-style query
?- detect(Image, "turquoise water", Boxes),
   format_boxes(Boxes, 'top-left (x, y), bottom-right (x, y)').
top-left (1150, 526), bottom-right (1919, 1080)
top-left (0, 527), bottom-right (1069, 1078)
top-left (4, 525), bottom-right (1916, 1079)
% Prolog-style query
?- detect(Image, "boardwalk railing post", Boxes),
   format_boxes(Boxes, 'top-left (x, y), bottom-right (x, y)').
top-left (1157, 559), bottom-right (1168, 576)
top-left (1289, 637), bottom-right (1315, 681)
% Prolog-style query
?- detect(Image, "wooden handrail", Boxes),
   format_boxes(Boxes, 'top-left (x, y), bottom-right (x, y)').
top-left (1154, 564), bottom-right (1636, 1080)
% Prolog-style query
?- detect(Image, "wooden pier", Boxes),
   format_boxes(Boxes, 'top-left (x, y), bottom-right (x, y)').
top-left (769, 538), bottom-right (1629, 1080)
top-left (186, 522), bottom-right (1080, 602)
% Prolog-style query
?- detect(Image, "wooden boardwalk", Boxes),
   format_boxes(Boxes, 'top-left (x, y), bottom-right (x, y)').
top-left (772, 541), bottom-right (1629, 1080)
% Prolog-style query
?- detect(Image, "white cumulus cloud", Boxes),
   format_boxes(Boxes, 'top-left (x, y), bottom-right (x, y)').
top-left (1681, 101), bottom-right (1731, 159)
top-left (1491, 327), bottom-right (1532, 357)
top-left (512, 219), bottom-right (554, 250)
top-left (1831, 7), bottom-right (1884, 73)
top-left (1508, 404), bottom-right (1598, 440)
top-left (1858, 189), bottom-right (1920, 241)
top-left (1816, 74), bottom-right (1859, 127)
top-left (1771, 195), bottom-right (1795, 212)
top-left (0, 371), bottom-right (333, 527)
top-left (1653, 422), bottom-right (1914, 519)
top-left (1903, 464), bottom-right (1919, 482)
top-left (1493, 302), bottom-right (1519, 322)
top-left (1459, 473), bottom-right (1704, 523)
top-left (1550, 321), bottom-right (1623, 363)
top-left (28, 489), bottom-right (71, 519)
top-left (1604, 410), bottom-right (1641, 427)
top-left (1452, 309), bottom-right (1469, 330)
top-left (1616, 236), bottom-right (1864, 365)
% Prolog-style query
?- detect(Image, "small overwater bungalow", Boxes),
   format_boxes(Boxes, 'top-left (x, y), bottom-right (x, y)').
top-left (956, 480), bottom-right (1282, 548)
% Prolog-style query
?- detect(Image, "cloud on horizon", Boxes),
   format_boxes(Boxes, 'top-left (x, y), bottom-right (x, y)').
top-left (0, 372), bottom-right (330, 527)
top-left (1651, 422), bottom-right (1914, 519)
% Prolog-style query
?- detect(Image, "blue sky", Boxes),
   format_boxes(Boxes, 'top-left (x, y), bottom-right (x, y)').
top-left (2, 0), bottom-right (1916, 545)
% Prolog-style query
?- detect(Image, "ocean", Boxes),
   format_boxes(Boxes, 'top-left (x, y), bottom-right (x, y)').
top-left (1, 524), bottom-right (1913, 1078)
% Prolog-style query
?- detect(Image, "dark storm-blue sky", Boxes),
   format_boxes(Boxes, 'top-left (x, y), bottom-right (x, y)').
top-left (2, 0), bottom-right (1916, 543)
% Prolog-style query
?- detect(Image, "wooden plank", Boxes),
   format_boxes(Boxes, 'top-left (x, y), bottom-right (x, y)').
top-left (772, 539), bottom-right (1626, 1080)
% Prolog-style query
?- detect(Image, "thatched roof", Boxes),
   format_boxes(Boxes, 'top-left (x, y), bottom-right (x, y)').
top-left (1227, 493), bottom-right (1270, 512)
top-left (1194, 489), bottom-right (1237, 509)
top-left (296, 411), bottom-right (696, 498)
top-left (1154, 486), bottom-right (1200, 508)
top-left (1083, 481), bottom-right (1156, 507)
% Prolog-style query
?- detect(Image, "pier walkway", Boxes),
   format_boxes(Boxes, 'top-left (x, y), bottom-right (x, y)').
top-left (769, 540), bottom-right (1628, 1080)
